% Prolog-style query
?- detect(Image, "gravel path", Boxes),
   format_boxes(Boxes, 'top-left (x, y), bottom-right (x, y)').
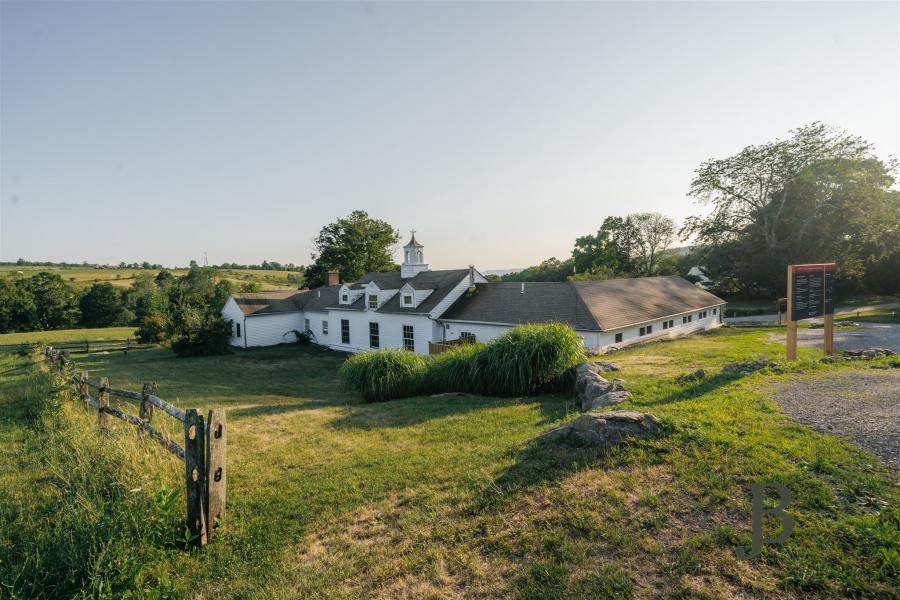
top-left (768, 322), bottom-right (900, 353)
top-left (771, 371), bottom-right (900, 471)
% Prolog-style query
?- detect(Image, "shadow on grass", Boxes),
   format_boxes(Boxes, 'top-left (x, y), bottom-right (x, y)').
top-left (228, 401), bottom-right (338, 419)
top-left (641, 371), bottom-right (747, 407)
top-left (470, 426), bottom-right (672, 514)
top-left (326, 392), bottom-right (571, 430)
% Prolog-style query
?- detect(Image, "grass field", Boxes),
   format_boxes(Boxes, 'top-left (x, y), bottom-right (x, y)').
top-left (1, 329), bottom-right (897, 598)
top-left (0, 327), bottom-right (138, 350)
top-left (0, 265), bottom-right (301, 291)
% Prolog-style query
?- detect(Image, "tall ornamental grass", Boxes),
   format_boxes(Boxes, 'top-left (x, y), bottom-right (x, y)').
top-left (472, 323), bottom-right (585, 396)
top-left (341, 323), bottom-right (585, 401)
top-left (424, 342), bottom-right (484, 394)
top-left (339, 348), bottom-right (429, 402)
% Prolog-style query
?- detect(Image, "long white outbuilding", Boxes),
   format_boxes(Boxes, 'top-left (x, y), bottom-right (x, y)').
top-left (221, 234), bottom-right (726, 354)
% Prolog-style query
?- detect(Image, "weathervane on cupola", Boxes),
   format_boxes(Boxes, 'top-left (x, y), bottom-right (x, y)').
top-left (401, 230), bottom-right (429, 278)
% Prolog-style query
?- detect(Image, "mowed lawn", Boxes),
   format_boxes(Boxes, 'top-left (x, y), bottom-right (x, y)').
top-left (2, 328), bottom-right (898, 598)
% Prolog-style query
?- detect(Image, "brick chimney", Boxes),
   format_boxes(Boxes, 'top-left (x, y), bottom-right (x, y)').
top-left (326, 270), bottom-right (340, 286)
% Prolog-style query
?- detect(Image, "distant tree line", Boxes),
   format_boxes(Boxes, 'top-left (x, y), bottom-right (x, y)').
top-left (213, 260), bottom-right (304, 271)
top-left (494, 212), bottom-right (681, 283)
top-left (0, 269), bottom-right (234, 356)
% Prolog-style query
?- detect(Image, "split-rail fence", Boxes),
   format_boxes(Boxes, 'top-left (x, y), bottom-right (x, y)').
top-left (43, 347), bottom-right (225, 546)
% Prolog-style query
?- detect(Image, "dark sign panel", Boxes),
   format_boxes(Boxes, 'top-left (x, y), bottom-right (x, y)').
top-left (790, 264), bottom-right (836, 321)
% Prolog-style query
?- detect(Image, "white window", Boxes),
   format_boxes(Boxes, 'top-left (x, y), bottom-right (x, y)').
top-left (662, 321), bottom-right (668, 330)
top-left (322, 320), bottom-right (328, 335)
top-left (614, 332), bottom-right (622, 343)
top-left (669, 320), bottom-right (674, 328)
top-left (341, 293), bottom-right (349, 304)
top-left (459, 331), bottom-right (476, 343)
top-left (341, 319), bottom-right (350, 344)
top-left (639, 326), bottom-right (646, 336)
top-left (647, 325), bottom-right (653, 334)
top-left (304, 318), bottom-right (310, 332)
top-left (402, 325), bottom-right (414, 351)
top-left (713, 308), bottom-right (718, 315)
top-left (402, 294), bottom-right (413, 306)
top-left (236, 323), bottom-right (241, 338)
top-left (369, 322), bottom-right (380, 348)
top-left (368, 294), bottom-right (378, 309)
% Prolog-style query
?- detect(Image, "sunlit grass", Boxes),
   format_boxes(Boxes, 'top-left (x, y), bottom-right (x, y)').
top-left (1, 327), bottom-right (896, 598)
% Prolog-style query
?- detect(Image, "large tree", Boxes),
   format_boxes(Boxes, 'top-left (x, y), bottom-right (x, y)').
top-left (79, 282), bottom-right (125, 327)
top-left (304, 211), bottom-right (400, 288)
top-left (631, 213), bottom-right (676, 276)
top-left (21, 272), bottom-right (79, 330)
top-left (683, 123), bottom-right (899, 295)
top-left (571, 213), bottom-right (675, 278)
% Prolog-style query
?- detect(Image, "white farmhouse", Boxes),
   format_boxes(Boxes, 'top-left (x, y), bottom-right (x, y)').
top-left (221, 234), bottom-right (727, 354)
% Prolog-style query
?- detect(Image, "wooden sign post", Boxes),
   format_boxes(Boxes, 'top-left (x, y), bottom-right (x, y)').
top-left (786, 263), bottom-right (836, 360)
top-left (776, 297), bottom-right (788, 325)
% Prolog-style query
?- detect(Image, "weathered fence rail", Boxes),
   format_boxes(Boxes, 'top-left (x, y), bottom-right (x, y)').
top-left (44, 347), bottom-right (225, 546)
top-left (1, 338), bottom-right (154, 355)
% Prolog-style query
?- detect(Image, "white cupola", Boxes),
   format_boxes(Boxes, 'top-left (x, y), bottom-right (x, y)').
top-left (401, 230), bottom-right (429, 278)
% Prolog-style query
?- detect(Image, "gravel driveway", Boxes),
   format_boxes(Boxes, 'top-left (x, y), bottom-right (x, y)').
top-left (771, 371), bottom-right (900, 471)
top-left (769, 322), bottom-right (900, 353)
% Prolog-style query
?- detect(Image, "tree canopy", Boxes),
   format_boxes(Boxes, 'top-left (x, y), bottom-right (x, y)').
top-left (682, 122), bottom-right (900, 295)
top-left (304, 211), bottom-right (401, 288)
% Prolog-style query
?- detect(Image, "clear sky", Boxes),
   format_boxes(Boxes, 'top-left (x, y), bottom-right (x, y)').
top-left (1, 1), bottom-right (897, 271)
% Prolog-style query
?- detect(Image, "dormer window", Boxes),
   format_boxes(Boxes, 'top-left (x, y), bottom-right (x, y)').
top-left (368, 294), bottom-right (378, 309)
top-left (341, 293), bottom-right (349, 304)
top-left (402, 294), bottom-right (413, 306)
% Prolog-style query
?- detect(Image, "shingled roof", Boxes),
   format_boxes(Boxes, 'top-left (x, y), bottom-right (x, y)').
top-left (231, 290), bottom-right (306, 315)
top-left (441, 276), bottom-right (725, 331)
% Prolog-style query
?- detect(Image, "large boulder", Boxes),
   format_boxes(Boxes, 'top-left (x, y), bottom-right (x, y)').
top-left (540, 410), bottom-right (661, 446)
top-left (575, 363), bottom-right (630, 410)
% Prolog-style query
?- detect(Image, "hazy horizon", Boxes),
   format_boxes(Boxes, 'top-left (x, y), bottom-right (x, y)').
top-left (2, 1), bottom-right (898, 271)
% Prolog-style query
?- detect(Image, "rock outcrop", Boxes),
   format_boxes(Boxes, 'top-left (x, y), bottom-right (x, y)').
top-left (575, 363), bottom-right (631, 410)
top-left (722, 358), bottom-right (783, 375)
top-left (540, 410), bottom-right (661, 446)
top-left (842, 348), bottom-right (895, 360)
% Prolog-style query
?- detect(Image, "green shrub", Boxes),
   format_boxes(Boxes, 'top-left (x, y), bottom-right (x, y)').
top-left (472, 323), bottom-right (585, 396)
top-left (339, 348), bottom-right (428, 402)
top-left (424, 342), bottom-right (484, 394)
top-left (135, 312), bottom-right (169, 344)
top-left (170, 314), bottom-right (233, 357)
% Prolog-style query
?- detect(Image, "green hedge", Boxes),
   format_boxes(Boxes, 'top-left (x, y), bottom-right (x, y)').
top-left (341, 323), bottom-right (585, 402)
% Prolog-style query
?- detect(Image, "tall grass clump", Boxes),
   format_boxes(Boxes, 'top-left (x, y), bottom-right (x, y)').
top-left (0, 356), bottom-right (186, 598)
top-left (472, 323), bottom-right (585, 396)
top-left (424, 342), bottom-right (484, 394)
top-left (339, 348), bottom-right (428, 402)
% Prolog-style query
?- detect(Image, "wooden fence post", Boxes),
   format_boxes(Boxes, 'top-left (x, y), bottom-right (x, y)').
top-left (79, 371), bottom-right (89, 402)
top-left (140, 382), bottom-right (156, 422)
top-left (184, 409), bottom-right (207, 546)
top-left (206, 408), bottom-right (226, 540)
top-left (98, 377), bottom-right (110, 431)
